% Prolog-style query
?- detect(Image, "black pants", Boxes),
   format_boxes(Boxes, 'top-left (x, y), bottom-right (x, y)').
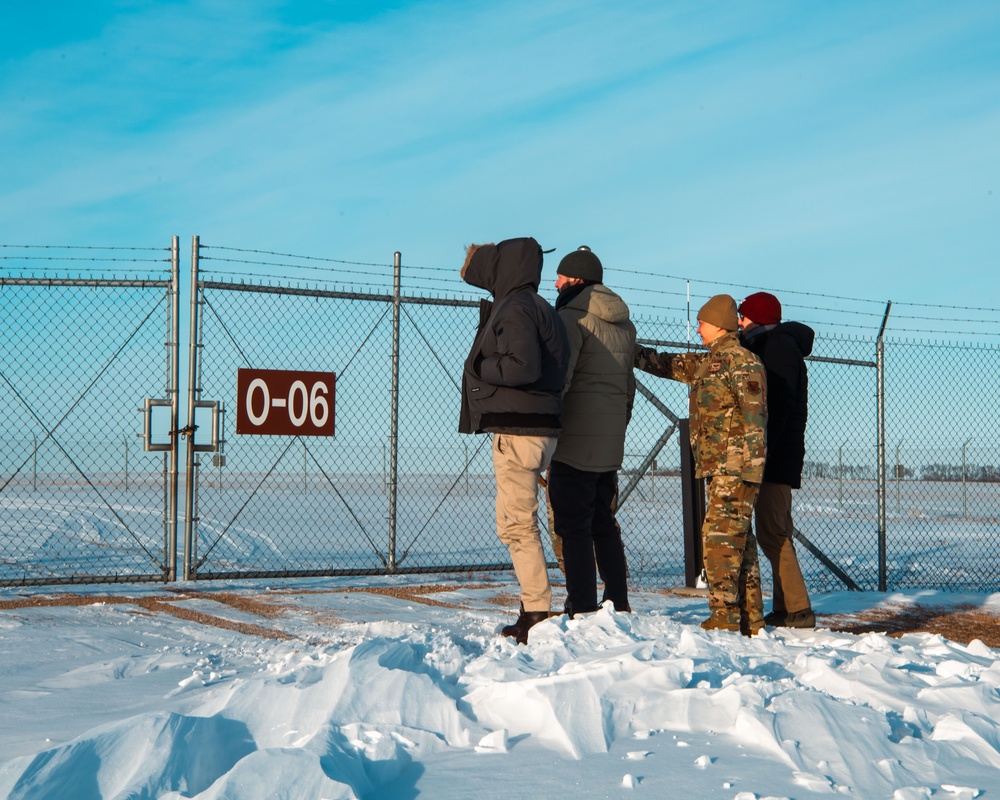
top-left (547, 460), bottom-right (629, 615)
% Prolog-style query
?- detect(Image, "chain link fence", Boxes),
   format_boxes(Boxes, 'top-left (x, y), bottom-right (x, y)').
top-left (2, 239), bottom-right (997, 592)
top-left (0, 244), bottom-right (180, 586)
top-left (878, 339), bottom-right (1000, 590)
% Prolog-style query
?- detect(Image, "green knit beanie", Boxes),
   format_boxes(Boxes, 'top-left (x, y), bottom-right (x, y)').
top-left (697, 294), bottom-right (739, 331)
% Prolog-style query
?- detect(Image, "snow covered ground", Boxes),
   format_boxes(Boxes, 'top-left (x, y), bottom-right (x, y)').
top-left (1, 576), bottom-right (999, 800)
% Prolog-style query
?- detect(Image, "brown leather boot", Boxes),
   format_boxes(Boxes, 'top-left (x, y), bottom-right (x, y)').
top-left (700, 611), bottom-right (740, 632)
top-left (782, 608), bottom-right (816, 629)
top-left (501, 604), bottom-right (550, 645)
top-left (765, 607), bottom-right (815, 628)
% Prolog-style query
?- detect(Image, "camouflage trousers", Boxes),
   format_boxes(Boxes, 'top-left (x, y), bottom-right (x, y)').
top-left (703, 475), bottom-right (763, 631)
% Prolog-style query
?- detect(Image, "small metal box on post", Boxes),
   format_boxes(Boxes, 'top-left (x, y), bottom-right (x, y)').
top-left (678, 419), bottom-right (705, 588)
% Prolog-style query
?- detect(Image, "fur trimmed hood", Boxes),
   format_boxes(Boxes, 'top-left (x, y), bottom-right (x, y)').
top-left (459, 237), bottom-right (544, 299)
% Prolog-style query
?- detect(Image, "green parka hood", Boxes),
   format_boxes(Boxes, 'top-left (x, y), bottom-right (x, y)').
top-left (559, 283), bottom-right (631, 325)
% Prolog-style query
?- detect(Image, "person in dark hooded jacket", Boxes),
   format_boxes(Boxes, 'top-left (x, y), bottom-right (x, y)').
top-left (738, 292), bottom-right (816, 628)
top-left (459, 237), bottom-right (569, 644)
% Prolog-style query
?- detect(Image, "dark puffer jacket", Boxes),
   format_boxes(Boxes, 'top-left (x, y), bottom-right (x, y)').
top-left (458, 237), bottom-right (569, 435)
top-left (740, 321), bottom-right (814, 487)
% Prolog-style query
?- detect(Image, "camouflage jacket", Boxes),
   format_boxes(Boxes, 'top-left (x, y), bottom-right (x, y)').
top-left (635, 332), bottom-right (767, 482)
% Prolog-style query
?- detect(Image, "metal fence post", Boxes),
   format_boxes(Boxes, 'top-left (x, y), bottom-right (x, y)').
top-left (895, 438), bottom-right (904, 513)
top-left (963, 438), bottom-right (971, 518)
top-left (678, 419), bottom-right (705, 588)
top-left (838, 442), bottom-right (844, 509)
top-left (388, 251), bottom-right (401, 571)
top-left (876, 301), bottom-right (891, 592)
top-left (167, 234), bottom-right (181, 581)
top-left (183, 235), bottom-right (202, 581)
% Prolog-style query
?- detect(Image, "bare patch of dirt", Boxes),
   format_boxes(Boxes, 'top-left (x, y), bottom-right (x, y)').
top-left (485, 591), bottom-right (521, 608)
top-left (8, 589), bottom-right (993, 648)
top-left (0, 583), bottom-right (502, 640)
top-left (825, 603), bottom-right (1000, 648)
top-left (0, 593), bottom-right (296, 641)
top-left (0, 594), bottom-right (134, 611)
top-left (134, 597), bottom-right (296, 640)
top-left (328, 583), bottom-right (497, 609)
top-left (163, 589), bottom-right (290, 618)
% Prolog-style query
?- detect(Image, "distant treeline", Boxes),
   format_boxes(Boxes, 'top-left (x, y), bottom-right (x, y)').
top-left (916, 464), bottom-right (1000, 482)
top-left (802, 461), bottom-right (1000, 483)
top-left (803, 462), bottom-right (875, 480)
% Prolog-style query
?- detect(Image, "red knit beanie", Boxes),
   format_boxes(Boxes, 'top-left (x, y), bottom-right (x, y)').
top-left (739, 292), bottom-right (782, 325)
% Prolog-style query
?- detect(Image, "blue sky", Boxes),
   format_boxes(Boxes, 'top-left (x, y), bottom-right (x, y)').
top-left (2, 0), bottom-right (998, 338)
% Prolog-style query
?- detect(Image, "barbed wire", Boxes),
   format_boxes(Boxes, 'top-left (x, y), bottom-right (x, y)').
top-left (194, 271), bottom-right (992, 335)
top-left (201, 245), bottom-right (390, 269)
top-left (197, 247), bottom-right (1000, 324)
top-left (4, 242), bottom-right (996, 333)
top-left (613, 267), bottom-right (894, 307)
top-left (0, 256), bottom-right (170, 264)
top-left (200, 259), bottom-right (388, 282)
top-left (0, 244), bottom-right (168, 251)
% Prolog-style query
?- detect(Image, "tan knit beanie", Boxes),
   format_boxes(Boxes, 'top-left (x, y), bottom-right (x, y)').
top-left (697, 294), bottom-right (739, 332)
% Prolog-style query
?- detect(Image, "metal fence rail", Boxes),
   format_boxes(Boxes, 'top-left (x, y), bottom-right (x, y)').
top-left (2, 237), bottom-right (997, 592)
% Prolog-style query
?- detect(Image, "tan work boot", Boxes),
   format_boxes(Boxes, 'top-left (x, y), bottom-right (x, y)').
top-left (700, 611), bottom-right (740, 632)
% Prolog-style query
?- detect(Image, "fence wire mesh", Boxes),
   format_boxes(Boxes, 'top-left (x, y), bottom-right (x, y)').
top-left (3, 241), bottom-right (998, 594)
top-left (189, 285), bottom-right (397, 578)
top-left (0, 274), bottom-right (176, 586)
top-left (880, 339), bottom-right (1000, 590)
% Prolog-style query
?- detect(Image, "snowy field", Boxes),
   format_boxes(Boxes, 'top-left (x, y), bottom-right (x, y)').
top-left (3, 473), bottom-right (998, 592)
top-left (1, 575), bottom-right (999, 799)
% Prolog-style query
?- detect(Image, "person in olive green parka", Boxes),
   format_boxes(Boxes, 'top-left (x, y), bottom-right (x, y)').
top-left (547, 246), bottom-right (635, 617)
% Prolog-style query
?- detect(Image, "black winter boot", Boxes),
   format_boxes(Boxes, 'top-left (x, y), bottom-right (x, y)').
top-left (501, 604), bottom-right (550, 645)
top-left (764, 609), bottom-right (787, 627)
top-left (563, 599), bottom-right (599, 619)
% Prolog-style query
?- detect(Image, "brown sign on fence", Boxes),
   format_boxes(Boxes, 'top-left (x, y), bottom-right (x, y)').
top-left (236, 369), bottom-right (336, 436)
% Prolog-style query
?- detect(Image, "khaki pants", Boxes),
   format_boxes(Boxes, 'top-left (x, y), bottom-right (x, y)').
top-left (492, 433), bottom-right (558, 612)
top-left (754, 482), bottom-right (811, 614)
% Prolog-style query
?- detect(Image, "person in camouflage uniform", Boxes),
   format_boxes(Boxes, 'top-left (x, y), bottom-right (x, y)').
top-left (634, 294), bottom-right (768, 635)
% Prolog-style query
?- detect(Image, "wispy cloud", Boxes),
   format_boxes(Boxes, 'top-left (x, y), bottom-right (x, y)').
top-left (1, 0), bottom-right (998, 310)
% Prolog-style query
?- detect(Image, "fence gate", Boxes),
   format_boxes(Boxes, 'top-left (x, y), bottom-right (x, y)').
top-left (0, 240), bottom-right (181, 586)
top-left (182, 239), bottom-right (403, 580)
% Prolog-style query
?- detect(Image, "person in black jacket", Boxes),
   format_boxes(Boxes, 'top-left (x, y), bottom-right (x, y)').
top-left (738, 292), bottom-right (816, 628)
top-left (460, 237), bottom-right (569, 644)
